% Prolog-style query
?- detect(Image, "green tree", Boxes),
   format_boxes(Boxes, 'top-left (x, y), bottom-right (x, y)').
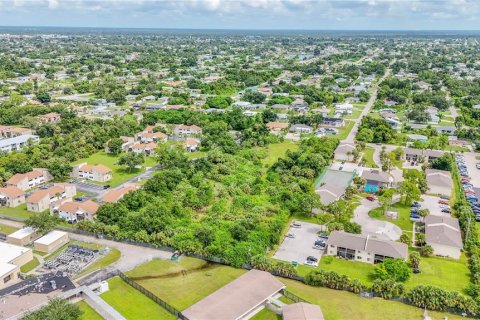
top-left (21, 298), bottom-right (81, 320)
top-left (409, 252), bottom-right (421, 269)
top-left (374, 258), bottom-right (411, 282)
top-left (46, 158), bottom-right (73, 181)
top-left (118, 152), bottom-right (144, 172)
top-left (36, 90), bottom-right (51, 104)
top-left (107, 138), bottom-right (124, 155)
top-left (25, 212), bottom-right (59, 235)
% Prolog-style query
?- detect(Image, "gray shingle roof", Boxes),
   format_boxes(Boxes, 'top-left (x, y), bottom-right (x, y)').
top-left (425, 215), bottom-right (463, 249)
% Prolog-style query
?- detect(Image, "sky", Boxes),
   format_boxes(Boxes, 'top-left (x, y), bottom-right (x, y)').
top-left (0, 0), bottom-right (479, 30)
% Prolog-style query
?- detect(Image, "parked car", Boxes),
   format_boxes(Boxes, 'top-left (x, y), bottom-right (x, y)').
top-left (306, 256), bottom-right (318, 262)
top-left (367, 195), bottom-right (376, 201)
top-left (441, 208), bottom-right (451, 213)
top-left (304, 260), bottom-right (318, 267)
top-left (438, 200), bottom-right (449, 205)
top-left (286, 233), bottom-right (295, 238)
top-left (290, 222), bottom-right (301, 228)
top-left (318, 233), bottom-right (329, 240)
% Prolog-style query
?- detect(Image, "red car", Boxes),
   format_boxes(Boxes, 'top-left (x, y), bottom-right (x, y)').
top-left (367, 195), bottom-right (376, 201)
top-left (438, 200), bottom-right (449, 205)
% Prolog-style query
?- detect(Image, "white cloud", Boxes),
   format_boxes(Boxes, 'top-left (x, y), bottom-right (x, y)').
top-left (48, 0), bottom-right (59, 9)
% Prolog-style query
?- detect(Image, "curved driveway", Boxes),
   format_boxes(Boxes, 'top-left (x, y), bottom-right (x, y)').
top-left (352, 198), bottom-right (402, 241)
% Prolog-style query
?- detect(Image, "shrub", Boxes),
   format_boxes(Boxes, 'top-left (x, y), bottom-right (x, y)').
top-left (373, 258), bottom-right (411, 282)
top-left (419, 245), bottom-right (433, 257)
top-left (371, 279), bottom-right (405, 299)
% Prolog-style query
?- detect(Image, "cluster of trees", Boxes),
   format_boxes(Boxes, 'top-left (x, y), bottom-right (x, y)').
top-left (304, 269), bottom-right (363, 294)
top-left (21, 298), bottom-right (81, 320)
top-left (356, 116), bottom-right (397, 143)
top-left (250, 255), bottom-right (297, 277)
top-left (78, 136), bottom-right (337, 267)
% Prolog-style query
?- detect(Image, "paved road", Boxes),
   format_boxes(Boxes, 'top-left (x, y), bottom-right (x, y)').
top-left (342, 68), bottom-right (392, 143)
top-left (352, 198), bottom-right (402, 241)
top-left (0, 218), bottom-right (172, 274)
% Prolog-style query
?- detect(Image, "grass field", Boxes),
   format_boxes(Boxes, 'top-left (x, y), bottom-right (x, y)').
top-left (296, 253), bottom-right (469, 293)
top-left (250, 308), bottom-right (281, 320)
top-left (0, 204), bottom-right (33, 220)
top-left (101, 277), bottom-right (176, 320)
top-left (20, 257), bottom-right (40, 273)
top-left (363, 147), bottom-right (378, 168)
top-left (281, 278), bottom-right (466, 320)
top-left (259, 141), bottom-right (299, 166)
top-left (0, 223), bottom-right (19, 235)
top-left (77, 301), bottom-right (103, 320)
top-left (76, 248), bottom-right (121, 278)
top-left (126, 257), bottom-right (246, 311)
top-left (369, 202), bottom-right (413, 231)
top-left (73, 151), bottom-right (157, 187)
top-left (337, 121), bottom-right (355, 140)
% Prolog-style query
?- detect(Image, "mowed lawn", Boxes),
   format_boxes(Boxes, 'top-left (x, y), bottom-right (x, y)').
top-left (0, 223), bottom-right (19, 235)
top-left (281, 278), bottom-right (466, 320)
top-left (72, 151), bottom-right (158, 187)
top-left (259, 141), bottom-right (299, 166)
top-left (296, 254), bottom-right (469, 293)
top-left (100, 277), bottom-right (176, 320)
top-left (336, 120), bottom-right (355, 140)
top-left (369, 202), bottom-right (413, 232)
top-left (363, 146), bottom-right (378, 168)
top-left (77, 301), bottom-right (103, 320)
top-left (125, 257), bottom-right (246, 311)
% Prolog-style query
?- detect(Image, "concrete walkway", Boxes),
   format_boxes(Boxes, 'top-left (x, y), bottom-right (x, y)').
top-left (352, 198), bottom-right (402, 241)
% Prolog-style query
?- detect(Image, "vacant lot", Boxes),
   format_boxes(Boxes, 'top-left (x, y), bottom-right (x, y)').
top-left (259, 141), bottom-right (299, 166)
top-left (126, 257), bottom-right (245, 311)
top-left (100, 277), bottom-right (176, 320)
top-left (73, 151), bottom-right (157, 187)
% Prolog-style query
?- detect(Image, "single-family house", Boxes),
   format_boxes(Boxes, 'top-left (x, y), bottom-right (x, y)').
top-left (322, 117), bottom-right (345, 128)
top-left (334, 103), bottom-right (354, 115)
top-left (325, 231), bottom-right (408, 264)
top-left (334, 143), bottom-right (356, 161)
top-left (290, 124), bottom-right (313, 134)
top-left (266, 122), bottom-right (289, 134)
top-left (361, 170), bottom-right (394, 193)
top-left (436, 126), bottom-right (456, 135)
top-left (316, 184), bottom-right (346, 205)
top-left (0, 186), bottom-right (25, 208)
top-left (425, 215), bottom-right (463, 259)
top-left (38, 112), bottom-right (61, 123)
top-left (72, 163), bottom-right (112, 182)
top-left (129, 142), bottom-right (158, 156)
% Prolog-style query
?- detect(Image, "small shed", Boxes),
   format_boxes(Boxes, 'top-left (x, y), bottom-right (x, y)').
top-left (34, 230), bottom-right (69, 253)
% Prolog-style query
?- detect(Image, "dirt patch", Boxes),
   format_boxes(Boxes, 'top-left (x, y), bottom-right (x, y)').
top-left (128, 261), bottom-right (213, 281)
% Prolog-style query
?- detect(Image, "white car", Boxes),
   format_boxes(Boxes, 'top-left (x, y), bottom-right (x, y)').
top-left (286, 233), bottom-right (296, 238)
top-left (304, 260), bottom-right (318, 267)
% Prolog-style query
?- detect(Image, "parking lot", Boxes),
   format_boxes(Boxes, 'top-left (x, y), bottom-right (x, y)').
top-left (463, 152), bottom-right (480, 186)
top-left (273, 221), bottom-right (324, 265)
top-left (421, 195), bottom-right (450, 217)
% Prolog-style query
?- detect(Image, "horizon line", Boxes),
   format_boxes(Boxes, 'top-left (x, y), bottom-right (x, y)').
top-left (1, 25), bottom-right (480, 32)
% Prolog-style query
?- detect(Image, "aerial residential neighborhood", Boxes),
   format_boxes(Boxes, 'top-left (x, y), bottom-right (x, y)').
top-left (1, 2), bottom-right (480, 320)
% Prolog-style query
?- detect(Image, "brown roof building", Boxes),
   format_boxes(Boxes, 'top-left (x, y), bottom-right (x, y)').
top-left (283, 303), bottom-right (325, 320)
top-left (102, 185), bottom-right (140, 203)
top-left (182, 270), bottom-right (285, 320)
top-left (0, 186), bottom-right (25, 208)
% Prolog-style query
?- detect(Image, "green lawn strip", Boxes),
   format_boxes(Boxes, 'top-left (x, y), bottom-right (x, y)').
top-left (337, 120), bottom-right (355, 140)
top-left (186, 151), bottom-right (207, 159)
top-left (362, 147), bottom-right (378, 168)
top-left (20, 257), bottom-right (40, 273)
top-left (0, 204), bottom-right (33, 220)
top-left (296, 253), bottom-right (469, 293)
top-left (280, 278), bottom-right (465, 320)
top-left (72, 151), bottom-right (157, 187)
top-left (100, 277), bottom-right (176, 320)
top-left (76, 248), bottom-right (121, 278)
top-left (33, 250), bottom-right (47, 256)
top-left (77, 301), bottom-right (103, 320)
top-left (0, 223), bottom-right (19, 235)
top-left (369, 202), bottom-right (413, 231)
top-left (404, 255), bottom-right (470, 293)
top-left (126, 258), bottom-right (245, 311)
top-left (250, 308), bottom-right (281, 320)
